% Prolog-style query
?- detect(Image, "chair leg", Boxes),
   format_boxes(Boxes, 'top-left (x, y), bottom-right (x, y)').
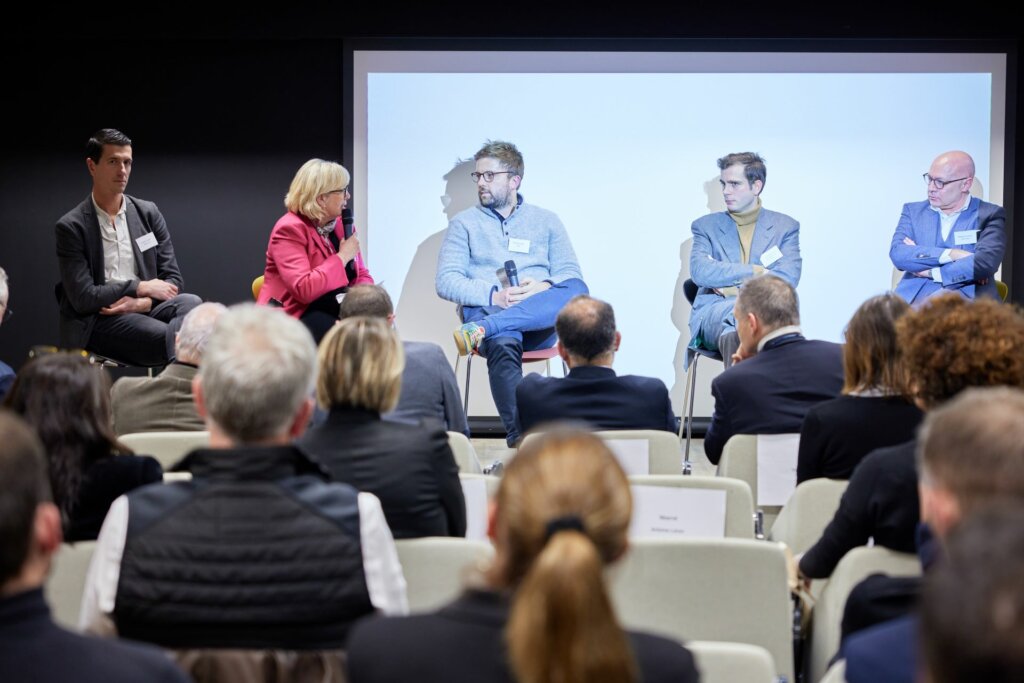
top-left (463, 353), bottom-right (472, 416)
top-left (681, 353), bottom-right (700, 474)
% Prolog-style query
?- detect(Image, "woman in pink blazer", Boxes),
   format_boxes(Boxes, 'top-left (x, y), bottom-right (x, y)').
top-left (258, 159), bottom-right (373, 343)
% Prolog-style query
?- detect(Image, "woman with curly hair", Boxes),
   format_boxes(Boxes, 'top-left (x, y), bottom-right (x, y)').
top-left (4, 354), bottom-right (162, 541)
top-left (797, 293), bottom-right (923, 483)
top-left (346, 428), bottom-right (699, 683)
top-left (799, 294), bottom-right (1024, 581)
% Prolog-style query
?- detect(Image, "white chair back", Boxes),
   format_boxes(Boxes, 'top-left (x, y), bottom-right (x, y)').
top-left (44, 541), bottom-right (97, 629)
top-left (608, 537), bottom-right (794, 683)
top-left (820, 661), bottom-right (847, 683)
top-left (458, 473), bottom-right (500, 540)
top-left (717, 433), bottom-right (800, 533)
top-left (769, 478), bottom-right (849, 555)
top-left (595, 430), bottom-right (683, 474)
top-left (628, 475), bottom-right (755, 539)
top-left (688, 640), bottom-right (777, 683)
top-left (447, 431), bottom-right (482, 474)
top-left (120, 431), bottom-right (210, 470)
top-left (808, 546), bottom-right (921, 683)
top-left (395, 537), bottom-right (494, 613)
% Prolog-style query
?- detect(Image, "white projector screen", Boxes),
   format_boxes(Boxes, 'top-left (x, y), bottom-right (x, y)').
top-left (351, 49), bottom-right (1007, 418)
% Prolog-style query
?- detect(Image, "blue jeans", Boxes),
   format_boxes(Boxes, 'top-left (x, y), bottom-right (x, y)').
top-left (462, 278), bottom-right (588, 445)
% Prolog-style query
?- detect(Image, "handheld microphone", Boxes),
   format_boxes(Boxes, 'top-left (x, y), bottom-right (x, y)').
top-left (340, 208), bottom-right (358, 283)
top-left (504, 260), bottom-right (519, 287)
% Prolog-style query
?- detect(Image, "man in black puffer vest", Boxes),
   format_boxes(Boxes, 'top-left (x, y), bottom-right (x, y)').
top-left (79, 304), bottom-right (408, 649)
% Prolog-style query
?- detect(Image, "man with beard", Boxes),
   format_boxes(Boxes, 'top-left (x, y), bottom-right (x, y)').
top-left (436, 141), bottom-right (588, 446)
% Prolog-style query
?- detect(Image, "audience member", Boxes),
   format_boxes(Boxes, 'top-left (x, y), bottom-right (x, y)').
top-left (703, 274), bottom-right (843, 464)
top-left (111, 302), bottom-right (226, 435)
top-left (338, 285), bottom-right (468, 436)
top-left (800, 295), bottom-right (1024, 580)
top-left (79, 305), bottom-right (406, 653)
top-left (4, 354), bottom-right (162, 541)
top-left (0, 410), bottom-right (191, 682)
top-left (257, 159), bottom-right (373, 344)
top-left (0, 266), bottom-right (14, 400)
top-left (797, 293), bottom-right (922, 483)
top-left (55, 128), bottom-right (201, 366)
top-left (299, 316), bottom-right (466, 539)
top-left (347, 428), bottom-right (699, 683)
top-left (516, 295), bottom-right (677, 435)
top-left (842, 387), bottom-right (1024, 683)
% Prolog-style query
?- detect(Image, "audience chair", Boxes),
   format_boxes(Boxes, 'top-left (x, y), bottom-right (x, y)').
top-left (458, 473), bottom-right (500, 540)
top-left (119, 430), bottom-right (210, 471)
top-left (717, 434), bottom-right (800, 537)
top-left (680, 278), bottom-right (724, 475)
top-left (819, 660), bottom-right (847, 683)
top-left (43, 541), bottom-right (97, 629)
top-left (628, 475), bottom-right (756, 539)
top-left (595, 429), bottom-right (684, 474)
top-left (687, 641), bottom-right (777, 683)
top-left (609, 537), bottom-right (794, 683)
top-left (769, 478), bottom-right (849, 555)
top-left (807, 547), bottom-right (920, 683)
top-left (394, 537), bottom-right (494, 613)
top-left (447, 431), bottom-right (483, 473)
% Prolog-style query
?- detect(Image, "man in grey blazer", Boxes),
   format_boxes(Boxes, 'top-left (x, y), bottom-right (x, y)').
top-left (688, 152), bottom-right (801, 359)
top-left (111, 302), bottom-right (226, 435)
top-left (339, 284), bottom-right (470, 436)
top-left (55, 129), bottom-right (201, 366)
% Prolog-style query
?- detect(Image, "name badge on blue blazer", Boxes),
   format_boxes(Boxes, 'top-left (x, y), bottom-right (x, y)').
top-left (954, 230), bottom-right (978, 246)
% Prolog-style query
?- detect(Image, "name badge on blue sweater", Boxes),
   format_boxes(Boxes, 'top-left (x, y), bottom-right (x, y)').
top-left (954, 230), bottom-right (978, 245)
top-left (508, 238), bottom-right (530, 253)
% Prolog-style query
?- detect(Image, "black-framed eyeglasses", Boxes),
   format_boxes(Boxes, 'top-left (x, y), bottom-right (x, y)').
top-left (923, 173), bottom-right (969, 189)
top-left (326, 187), bottom-right (350, 197)
top-left (470, 171), bottom-right (513, 183)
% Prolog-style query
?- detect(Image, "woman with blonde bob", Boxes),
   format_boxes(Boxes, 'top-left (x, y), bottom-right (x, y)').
top-left (298, 316), bottom-right (466, 539)
top-left (346, 428), bottom-right (698, 683)
top-left (257, 158), bottom-right (373, 343)
top-left (797, 293), bottom-right (923, 483)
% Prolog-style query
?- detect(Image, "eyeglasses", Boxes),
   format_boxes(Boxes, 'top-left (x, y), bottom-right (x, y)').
top-left (325, 187), bottom-right (350, 197)
top-left (470, 171), bottom-right (513, 183)
top-left (923, 173), bottom-right (969, 190)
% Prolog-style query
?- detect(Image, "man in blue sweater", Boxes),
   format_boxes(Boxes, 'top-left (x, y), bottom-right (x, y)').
top-left (436, 141), bottom-right (588, 445)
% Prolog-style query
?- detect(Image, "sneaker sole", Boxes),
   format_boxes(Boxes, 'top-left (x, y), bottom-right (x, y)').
top-left (453, 330), bottom-right (471, 356)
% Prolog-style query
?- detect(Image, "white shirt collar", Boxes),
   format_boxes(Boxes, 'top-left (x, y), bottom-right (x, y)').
top-left (756, 325), bottom-right (802, 353)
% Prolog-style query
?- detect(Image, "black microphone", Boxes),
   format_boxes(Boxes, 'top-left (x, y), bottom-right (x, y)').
top-left (504, 260), bottom-right (519, 287)
top-left (340, 208), bottom-right (358, 283)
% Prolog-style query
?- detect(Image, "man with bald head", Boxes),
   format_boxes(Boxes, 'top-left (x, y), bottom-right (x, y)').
top-left (514, 295), bottom-right (677, 436)
top-left (890, 151), bottom-right (1006, 303)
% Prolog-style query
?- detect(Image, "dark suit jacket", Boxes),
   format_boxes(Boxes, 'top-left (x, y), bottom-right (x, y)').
top-left (297, 406), bottom-right (466, 539)
top-left (842, 615), bottom-right (917, 683)
top-left (385, 341), bottom-right (469, 436)
top-left (55, 195), bottom-right (185, 349)
top-left (703, 333), bottom-right (844, 464)
top-left (799, 440), bottom-right (920, 579)
top-left (111, 362), bottom-right (203, 435)
top-left (0, 589), bottom-right (191, 683)
top-left (515, 365), bottom-right (676, 435)
top-left (347, 589), bottom-right (699, 683)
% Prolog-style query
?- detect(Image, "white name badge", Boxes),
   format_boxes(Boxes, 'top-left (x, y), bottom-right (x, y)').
top-left (508, 238), bottom-right (530, 253)
top-left (954, 230), bottom-right (978, 245)
top-left (136, 232), bottom-right (158, 252)
top-left (760, 245), bottom-right (783, 267)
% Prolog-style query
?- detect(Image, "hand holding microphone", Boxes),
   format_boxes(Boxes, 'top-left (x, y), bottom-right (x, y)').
top-left (502, 260), bottom-right (551, 305)
top-left (339, 209), bottom-right (361, 281)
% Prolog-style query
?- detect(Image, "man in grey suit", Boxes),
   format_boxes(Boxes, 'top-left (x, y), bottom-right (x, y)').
top-left (339, 285), bottom-right (470, 436)
top-left (111, 302), bottom-right (227, 435)
top-left (688, 152), bottom-right (801, 360)
top-left (55, 128), bottom-right (201, 366)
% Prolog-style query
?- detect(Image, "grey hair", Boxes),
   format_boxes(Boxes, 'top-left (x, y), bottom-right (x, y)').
top-left (0, 266), bottom-right (8, 305)
top-left (199, 304), bottom-right (317, 443)
top-left (736, 274), bottom-right (800, 329)
top-left (175, 302), bottom-right (228, 363)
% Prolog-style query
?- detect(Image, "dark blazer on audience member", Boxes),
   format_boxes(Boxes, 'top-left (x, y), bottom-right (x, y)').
top-left (346, 589), bottom-right (699, 683)
top-left (841, 614), bottom-right (917, 683)
top-left (0, 589), bottom-right (191, 683)
top-left (515, 365), bottom-right (677, 435)
top-left (298, 405), bottom-right (466, 539)
top-left (385, 341), bottom-right (469, 436)
top-left (797, 395), bottom-right (923, 483)
top-left (66, 453), bottom-right (163, 542)
top-left (703, 333), bottom-right (844, 464)
top-left (111, 362), bottom-right (204, 435)
top-left (799, 439), bottom-right (920, 579)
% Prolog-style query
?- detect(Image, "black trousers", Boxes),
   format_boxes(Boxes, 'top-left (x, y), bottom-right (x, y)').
top-left (88, 293), bottom-right (203, 366)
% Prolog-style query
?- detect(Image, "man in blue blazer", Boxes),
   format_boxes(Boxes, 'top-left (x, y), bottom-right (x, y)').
top-left (703, 275), bottom-right (843, 465)
top-left (515, 295), bottom-right (677, 437)
top-left (890, 150), bottom-right (1006, 304)
top-left (688, 152), bottom-right (801, 358)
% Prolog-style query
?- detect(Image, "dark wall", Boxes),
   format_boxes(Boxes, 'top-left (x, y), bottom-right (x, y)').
top-left (1, 6), bottom-right (1021, 374)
